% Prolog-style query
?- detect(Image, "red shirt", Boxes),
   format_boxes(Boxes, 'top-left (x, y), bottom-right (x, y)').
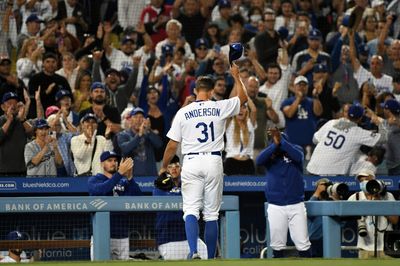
top-left (140, 4), bottom-right (173, 48)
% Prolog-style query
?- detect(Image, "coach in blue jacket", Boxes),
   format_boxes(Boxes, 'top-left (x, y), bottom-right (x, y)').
top-left (88, 151), bottom-right (142, 260)
top-left (256, 128), bottom-right (311, 258)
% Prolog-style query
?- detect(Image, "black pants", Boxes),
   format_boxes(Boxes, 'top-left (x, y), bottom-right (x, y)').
top-left (223, 158), bottom-right (255, 176)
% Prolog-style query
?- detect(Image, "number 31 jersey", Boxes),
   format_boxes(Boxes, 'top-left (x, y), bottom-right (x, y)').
top-left (306, 118), bottom-right (381, 175)
top-left (167, 97), bottom-right (241, 155)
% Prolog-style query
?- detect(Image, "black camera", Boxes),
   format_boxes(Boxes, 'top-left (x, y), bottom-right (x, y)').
top-left (361, 179), bottom-right (386, 195)
top-left (357, 217), bottom-right (368, 237)
top-left (325, 182), bottom-right (349, 200)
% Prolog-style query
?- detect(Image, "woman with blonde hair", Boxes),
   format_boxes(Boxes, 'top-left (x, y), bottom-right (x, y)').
top-left (72, 70), bottom-right (92, 112)
top-left (16, 37), bottom-right (44, 87)
top-left (224, 98), bottom-right (257, 175)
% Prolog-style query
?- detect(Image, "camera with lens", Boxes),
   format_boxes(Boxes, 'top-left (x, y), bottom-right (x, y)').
top-left (324, 182), bottom-right (349, 200)
top-left (357, 217), bottom-right (368, 237)
top-left (360, 179), bottom-right (386, 196)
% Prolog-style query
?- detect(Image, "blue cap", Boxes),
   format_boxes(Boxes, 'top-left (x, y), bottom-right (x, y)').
top-left (90, 82), bottom-right (106, 91)
top-left (121, 36), bottom-right (135, 45)
top-left (308, 28), bottom-right (322, 40)
top-left (25, 14), bottom-right (43, 24)
top-left (277, 27), bottom-right (289, 40)
top-left (348, 104), bottom-right (365, 119)
top-left (34, 119), bottom-right (50, 129)
top-left (55, 89), bottom-right (72, 102)
top-left (105, 68), bottom-right (120, 77)
top-left (381, 99), bottom-right (400, 115)
top-left (342, 15), bottom-right (351, 27)
top-left (195, 38), bottom-right (209, 48)
top-left (229, 42), bottom-right (243, 65)
top-left (218, 0), bottom-right (231, 9)
top-left (80, 113), bottom-right (97, 123)
top-left (7, 231), bottom-right (24, 241)
top-left (162, 44), bottom-right (174, 56)
top-left (313, 64), bottom-right (328, 73)
top-left (130, 107), bottom-right (145, 117)
top-left (358, 44), bottom-right (370, 56)
top-left (100, 151), bottom-right (121, 162)
top-left (1, 92), bottom-right (18, 104)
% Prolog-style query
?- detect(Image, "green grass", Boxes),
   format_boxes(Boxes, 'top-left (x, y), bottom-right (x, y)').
top-left (29, 259), bottom-right (400, 266)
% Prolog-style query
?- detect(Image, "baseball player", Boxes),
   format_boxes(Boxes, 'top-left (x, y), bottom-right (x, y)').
top-left (153, 156), bottom-right (208, 260)
top-left (256, 128), bottom-right (311, 258)
top-left (307, 104), bottom-right (386, 175)
top-left (159, 63), bottom-right (248, 259)
top-left (88, 151), bottom-right (141, 260)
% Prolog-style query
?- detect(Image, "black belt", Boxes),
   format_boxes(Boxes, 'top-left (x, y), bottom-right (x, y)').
top-left (187, 151), bottom-right (222, 156)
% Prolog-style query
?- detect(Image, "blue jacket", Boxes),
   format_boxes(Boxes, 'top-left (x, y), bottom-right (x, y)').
top-left (152, 185), bottom-right (186, 246)
top-left (256, 139), bottom-right (305, 206)
top-left (88, 172), bottom-right (142, 238)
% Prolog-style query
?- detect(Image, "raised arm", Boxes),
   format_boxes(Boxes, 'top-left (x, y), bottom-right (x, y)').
top-left (230, 63), bottom-right (248, 105)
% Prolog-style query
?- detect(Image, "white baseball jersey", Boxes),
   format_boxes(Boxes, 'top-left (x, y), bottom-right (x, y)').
top-left (107, 48), bottom-right (133, 71)
top-left (307, 118), bottom-right (381, 175)
top-left (167, 97), bottom-right (241, 154)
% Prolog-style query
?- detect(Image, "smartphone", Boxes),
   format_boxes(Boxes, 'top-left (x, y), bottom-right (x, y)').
top-left (37, 40), bottom-right (44, 48)
top-left (214, 44), bottom-right (221, 53)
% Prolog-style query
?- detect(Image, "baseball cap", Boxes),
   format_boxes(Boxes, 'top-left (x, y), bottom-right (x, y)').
top-left (1, 92), bottom-right (18, 104)
top-left (130, 107), bottom-right (145, 117)
top-left (121, 36), bottom-right (135, 45)
top-left (162, 44), bottom-right (174, 56)
top-left (25, 14), bottom-right (43, 24)
top-left (34, 119), bottom-right (50, 129)
top-left (316, 178), bottom-right (330, 187)
top-left (294, 75), bottom-right (308, 85)
top-left (229, 42), bottom-right (243, 65)
top-left (55, 90), bottom-right (72, 102)
top-left (100, 151), bottom-right (121, 162)
top-left (0, 56), bottom-right (11, 65)
top-left (218, 0), bottom-right (231, 9)
top-left (7, 231), bottom-right (24, 241)
top-left (348, 104), bottom-right (365, 119)
top-left (90, 82), bottom-right (106, 91)
top-left (195, 38), bottom-right (209, 49)
top-left (45, 105), bottom-right (60, 118)
top-left (358, 44), bottom-right (370, 56)
top-left (80, 113), bottom-right (97, 123)
top-left (381, 99), bottom-right (400, 115)
top-left (371, 0), bottom-right (385, 8)
top-left (313, 64), bottom-right (328, 73)
top-left (356, 168), bottom-right (375, 181)
top-left (277, 27), bottom-right (289, 40)
top-left (342, 15), bottom-right (351, 27)
top-left (105, 68), bottom-right (120, 77)
top-left (43, 52), bottom-right (58, 61)
top-left (308, 29), bottom-right (322, 40)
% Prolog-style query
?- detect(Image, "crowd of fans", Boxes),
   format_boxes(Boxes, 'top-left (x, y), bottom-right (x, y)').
top-left (0, 0), bottom-right (400, 177)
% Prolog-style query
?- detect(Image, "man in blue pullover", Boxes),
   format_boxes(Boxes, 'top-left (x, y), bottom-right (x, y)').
top-left (153, 155), bottom-right (207, 260)
top-left (256, 128), bottom-right (311, 258)
top-left (88, 151), bottom-right (141, 260)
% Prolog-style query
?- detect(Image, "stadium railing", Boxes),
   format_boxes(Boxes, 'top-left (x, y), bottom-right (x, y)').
top-left (0, 196), bottom-right (240, 261)
top-left (263, 201), bottom-right (400, 258)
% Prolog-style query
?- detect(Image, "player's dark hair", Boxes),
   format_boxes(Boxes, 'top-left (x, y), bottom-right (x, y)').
top-left (368, 146), bottom-right (386, 166)
top-left (195, 76), bottom-right (215, 91)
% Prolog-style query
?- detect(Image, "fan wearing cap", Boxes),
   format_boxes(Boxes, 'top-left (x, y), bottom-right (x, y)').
top-left (88, 151), bottom-right (141, 260)
top-left (155, 19), bottom-right (194, 60)
top-left (0, 230), bottom-right (38, 263)
top-left (307, 103), bottom-right (385, 176)
top-left (117, 107), bottom-right (163, 176)
top-left (103, 21), bottom-right (136, 71)
top-left (24, 119), bottom-right (62, 177)
top-left (348, 30), bottom-right (393, 95)
top-left (79, 82), bottom-right (121, 137)
top-left (281, 75), bottom-right (323, 150)
top-left (348, 169), bottom-right (398, 259)
top-left (292, 28), bottom-right (332, 93)
top-left (153, 155), bottom-right (208, 260)
top-left (16, 14), bottom-right (42, 54)
top-left (0, 92), bottom-right (32, 176)
top-left (53, 89), bottom-right (79, 127)
top-left (71, 113), bottom-right (113, 176)
top-left (28, 52), bottom-right (72, 117)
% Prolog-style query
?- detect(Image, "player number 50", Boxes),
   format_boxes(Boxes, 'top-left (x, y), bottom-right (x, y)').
top-left (324, 131), bottom-right (346, 149)
top-left (196, 122), bottom-right (215, 143)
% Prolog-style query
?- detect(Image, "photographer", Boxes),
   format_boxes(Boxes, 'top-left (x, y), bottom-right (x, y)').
top-left (308, 178), bottom-right (347, 257)
top-left (348, 169), bottom-right (399, 258)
